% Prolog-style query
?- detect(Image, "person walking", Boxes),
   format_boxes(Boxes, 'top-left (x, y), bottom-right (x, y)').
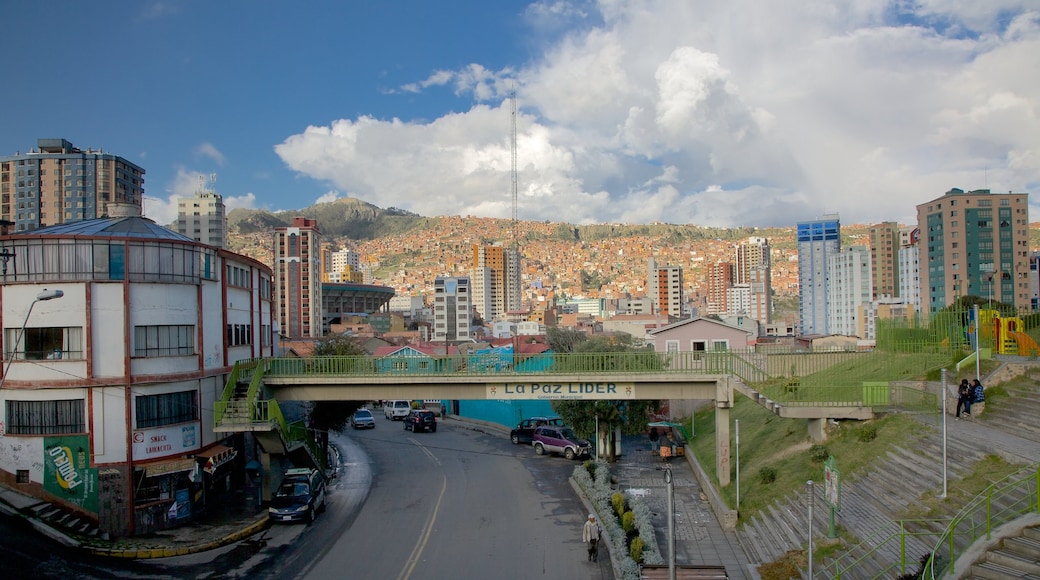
top-left (582, 513), bottom-right (601, 562)
top-left (649, 427), bottom-right (660, 453)
top-left (956, 379), bottom-right (972, 418)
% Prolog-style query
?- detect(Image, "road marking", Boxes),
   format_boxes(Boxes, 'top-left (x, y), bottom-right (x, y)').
top-left (398, 439), bottom-right (446, 580)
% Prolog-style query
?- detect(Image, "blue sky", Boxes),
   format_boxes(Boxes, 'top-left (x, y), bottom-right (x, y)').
top-left (2, 1), bottom-right (1038, 228)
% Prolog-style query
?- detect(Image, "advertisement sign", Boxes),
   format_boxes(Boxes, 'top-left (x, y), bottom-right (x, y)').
top-left (487, 382), bottom-right (635, 400)
top-left (132, 423), bottom-right (200, 461)
top-left (44, 435), bottom-right (98, 513)
top-left (824, 456), bottom-right (841, 510)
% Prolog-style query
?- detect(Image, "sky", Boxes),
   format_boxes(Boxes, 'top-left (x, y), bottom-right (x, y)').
top-left (2, 1), bottom-right (1038, 229)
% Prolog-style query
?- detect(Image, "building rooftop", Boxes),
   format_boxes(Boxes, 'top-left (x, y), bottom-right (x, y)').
top-left (29, 216), bottom-right (192, 242)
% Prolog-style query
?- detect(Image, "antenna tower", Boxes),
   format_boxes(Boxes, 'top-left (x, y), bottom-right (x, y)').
top-left (510, 89), bottom-right (522, 312)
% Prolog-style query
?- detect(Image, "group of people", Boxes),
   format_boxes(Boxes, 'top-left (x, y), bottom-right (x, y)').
top-left (956, 378), bottom-right (986, 418)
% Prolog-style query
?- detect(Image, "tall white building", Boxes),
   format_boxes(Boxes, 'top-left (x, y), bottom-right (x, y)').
top-left (175, 179), bottom-right (226, 248)
top-left (797, 215), bottom-right (841, 335)
top-left (735, 237), bottom-right (772, 324)
top-left (433, 276), bottom-right (471, 342)
top-left (471, 244), bottom-right (520, 321)
top-left (898, 226), bottom-right (922, 314)
top-left (648, 257), bottom-right (683, 317)
top-left (827, 245), bottom-right (873, 337)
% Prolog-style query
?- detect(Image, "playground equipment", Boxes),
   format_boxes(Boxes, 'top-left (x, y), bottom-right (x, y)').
top-left (983, 309), bottom-right (1040, 356)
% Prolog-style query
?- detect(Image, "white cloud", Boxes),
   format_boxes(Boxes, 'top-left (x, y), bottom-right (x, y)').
top-left (142, 167), bottom-right (257, 227)
top-left (315, 190), bottom-right (342, 205)
top-left (195, 142), bottom-right (226, 165)
top-left (276, 2), bottom-right (1040, 226)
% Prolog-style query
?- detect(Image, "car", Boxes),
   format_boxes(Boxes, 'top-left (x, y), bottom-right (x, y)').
top-left (268, 467), bottom-right (326, 523)
top-left (350, 408), bottom-right (375, 429)
top-left (404, 409), bottom-right (438, 433)
top-left (384, 400), bottom-right (412, 420)
top-left (533, 425), bottom-right (591, 460)
top-left (510, 416), bottom-right (565, 444)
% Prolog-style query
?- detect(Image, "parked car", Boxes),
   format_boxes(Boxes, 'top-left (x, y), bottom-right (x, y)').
top-left (384, 400), bottom-right (412, 420)
top-left (404, 409), bottom-right (438, 433)
top-left (269, 467), bottom-right (326, 524)
top-left (533, 425), bottom-right (591, 460)
top-left (351, 408), bottom-right (375, 429)
top-left (510, 416), bottom-right (565, 444)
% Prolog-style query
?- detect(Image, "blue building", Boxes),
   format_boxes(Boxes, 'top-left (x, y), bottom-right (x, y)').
top-left (797, 215), bottom-right (841, 336)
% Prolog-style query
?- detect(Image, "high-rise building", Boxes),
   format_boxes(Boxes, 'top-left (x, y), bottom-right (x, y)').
top-left (1, 138), bottom-right (145, 231)
top-left (471, 244), bottom-right (520, 321)
top-left (868, 222), bottom-right (900, 300)
top-left (706, 262), bottom-right (734, 316)
top-left (648, 257), bottom-right (683, 317)
top-left (826, 245), bottom-right (872, 337)
top-left (274, 217), bottom-right (323, 339)
top-left (797, 215), bottom-right (841, 335)
top-left (176, 178), bottom-right (226, 248)
top-left (736, 237), bottom-right (772, 324)
top-left (916, 188), bottom-right (1030, 312)
top-left (433, 276), bottom-right (471, 342)
top-left (898, 226), bottom-right (922, 313)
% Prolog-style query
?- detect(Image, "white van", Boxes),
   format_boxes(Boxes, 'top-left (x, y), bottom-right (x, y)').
top-left (384, 400), bottom-right (411, 420)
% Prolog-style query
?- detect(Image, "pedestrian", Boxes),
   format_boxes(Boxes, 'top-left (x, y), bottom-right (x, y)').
top-left (649, 427), bottom-right (660, 453)
top-left (972, 379), bottom-right (985, 405)
top-left (582, 513), bottom-right (601, 562)
top-left (956, 379), bottom-right (972, 418)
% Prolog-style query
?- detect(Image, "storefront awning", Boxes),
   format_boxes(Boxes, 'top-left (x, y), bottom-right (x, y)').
top-left (143, 457), bottom-right (198, 478)
top-left (196, 444), bottom-right (238, 475)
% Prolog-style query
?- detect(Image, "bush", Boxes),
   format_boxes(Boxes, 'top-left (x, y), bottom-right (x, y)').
top-left (583, 460), bottom-right (596, 478)
top-left (629, 535), bottom-right (645, 563)
top-left (758, 466), bottom-right (777, 484)
top-left (809, 444), bottom-right (829, 463)
top-left (622, 510), bottom-right (635, 533)
top-left (858, 424), bottom-right (878, 442)
top-left (612, 492), bottom-right (626, 517)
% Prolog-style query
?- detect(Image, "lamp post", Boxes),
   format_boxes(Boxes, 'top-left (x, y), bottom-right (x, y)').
top-left (0, 289), bottom-right (64, 389)
top-left (664, 466), bottom-right (675, 580)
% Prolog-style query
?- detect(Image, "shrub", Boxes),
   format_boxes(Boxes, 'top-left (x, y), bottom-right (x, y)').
top-left (583, 460), bottom-right (597, 478)
top-left (809, 444), bottom-right (829, 463)
top-left (857, 424), bottom-right (878, 442)
top-left (758, 466), bottom-right (777, 484)
top-left (629, 535), bottom-right (645, 563)
top-left (622, 510), bottom-right (636, 533)
top-left (612, 492), bottom-right (626, 517)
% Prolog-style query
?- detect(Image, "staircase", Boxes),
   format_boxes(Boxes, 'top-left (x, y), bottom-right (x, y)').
top-left (28, 501), bottom-right (103, 541)
top-left (981, 377), bottom-right (1040, 444)
top-left (969, 525), bottom-right (1040, 579)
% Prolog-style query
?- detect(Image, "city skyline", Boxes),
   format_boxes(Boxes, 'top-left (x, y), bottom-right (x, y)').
top-left (1, 2), bottom-right (1036, 229)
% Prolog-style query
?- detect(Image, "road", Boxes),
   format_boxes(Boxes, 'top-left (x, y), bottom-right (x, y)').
top-left (0, 417), bottom-right (611, 579)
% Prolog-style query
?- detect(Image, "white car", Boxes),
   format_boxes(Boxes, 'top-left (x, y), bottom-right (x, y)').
top-left (383, 400), bottom-right (411, 420)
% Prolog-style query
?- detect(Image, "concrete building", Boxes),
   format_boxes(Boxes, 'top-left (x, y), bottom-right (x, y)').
top-left (899, 226), bottom-right (922, 313)
top-left (736, 237), bottom-right (773, 325)
top-left (706, 262), bottom-right (733, 316)
top-left (0, 213), bottom-right (274, 538)
top-left (797, 215), bottom-right (841, 335)
top-left (433, 276), bottom-right (471, 343)
top-left (648, 257), bottom-right (683, 317)
top-left (176, 181), bottom-right (226, 248)
top-left (868, 222), bottom-right (900, 300)
top-left (916, 188), bottom-right (1031, 312)
top-left (827, 245), bottom-right (873, 337)
top-left (274, 217), bottom-right (322, 339)
top-left (1, 138), bottom-right (145, 231)
top-left (471, 244), bottom-right (521, 321)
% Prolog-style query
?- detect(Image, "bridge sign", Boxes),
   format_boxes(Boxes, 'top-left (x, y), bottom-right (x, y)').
top-left (488, 382), bottom-right (635, 400)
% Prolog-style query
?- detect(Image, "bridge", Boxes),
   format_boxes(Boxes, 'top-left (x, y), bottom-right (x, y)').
top-left (215, 350), bottom-right (898, 489)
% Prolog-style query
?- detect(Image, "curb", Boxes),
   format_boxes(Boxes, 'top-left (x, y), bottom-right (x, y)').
top-left (83, 516), bottom-right (270, 559)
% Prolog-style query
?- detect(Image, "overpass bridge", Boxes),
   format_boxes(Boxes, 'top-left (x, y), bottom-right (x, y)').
top-left (215, 351), bottom-right (889, 488)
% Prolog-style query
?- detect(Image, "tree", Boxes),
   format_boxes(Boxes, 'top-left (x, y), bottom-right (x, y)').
top-left (309, 335), bottom-right (368, 432)
top-left (547, 326), bottom-right (587, 353)
top-left (550, 332), bottom-right (661, 462)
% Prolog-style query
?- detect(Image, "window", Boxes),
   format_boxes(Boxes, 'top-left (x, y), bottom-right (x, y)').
top-left (6, 399), bottom-right (85, 434)
top-left (134, 325), bottom-right (195, 357)
top-left (135, 390), bottom-right (198, 428)
top-left (226, 323), bottom-right (253, 346)
top-left (4, 327), bottom-right (83, 360)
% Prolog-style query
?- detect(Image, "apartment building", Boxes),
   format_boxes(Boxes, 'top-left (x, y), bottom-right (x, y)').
top-left (274, 217), bottom-right (323, 339)
top-left (916, 188), bottom-right (1030, 312)
top-left (826, 245), bottom-right (873, 337)
top-left (797, 215), bottom-right (841, 335)
top-left (868, 222), bottom-right (900, 300)
top-left (471, 244), bottom-right (521, 321)
top-left (647, 257), bottom-right (683, 317)
top-left (176, 186), bottom-right (226, 248)
top-left (433, 276), bottom-right (471, 342)
top-left (1, 138), bottom-right (145, 231)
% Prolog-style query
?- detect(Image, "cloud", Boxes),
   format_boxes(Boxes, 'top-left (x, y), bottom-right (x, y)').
top-left (276, 1), bottom-right (1040, 226)
top-left (142, 167), bottom-right (256, 227)
top-left (195, 142), bottom-right (226, 165)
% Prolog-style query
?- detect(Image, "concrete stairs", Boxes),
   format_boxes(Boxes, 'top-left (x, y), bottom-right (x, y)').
top-left (969, 525), bottom-right (1040, 579)
top-left (982, 379), bottom-right (1040, 444)
top-left (736, 425), bottom-right (998, 578)
top-left (29, 501), bottom-right (103, 541)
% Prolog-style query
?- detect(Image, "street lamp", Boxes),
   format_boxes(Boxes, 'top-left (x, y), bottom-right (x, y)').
top-left (0, 289), bottom-right (64, 389)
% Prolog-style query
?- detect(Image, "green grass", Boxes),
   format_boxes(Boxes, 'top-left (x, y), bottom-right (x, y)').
top-left (901, 454), bottom-right (1021, 520)
top-left (688, 397), bottom-right (927, 519)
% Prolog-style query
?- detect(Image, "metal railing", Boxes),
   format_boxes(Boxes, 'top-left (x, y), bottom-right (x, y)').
top-left (922, 464), bottom-right (1040, 578)
top-left (828, 519), bottom-right (946, 578)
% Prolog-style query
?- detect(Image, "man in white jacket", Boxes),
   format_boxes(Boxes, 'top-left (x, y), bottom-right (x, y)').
top-left (582, 513), bottom-right (602, 562)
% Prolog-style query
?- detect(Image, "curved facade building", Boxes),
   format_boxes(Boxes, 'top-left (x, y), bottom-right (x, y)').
top-left (0, 214), bottom-right (274, 537)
